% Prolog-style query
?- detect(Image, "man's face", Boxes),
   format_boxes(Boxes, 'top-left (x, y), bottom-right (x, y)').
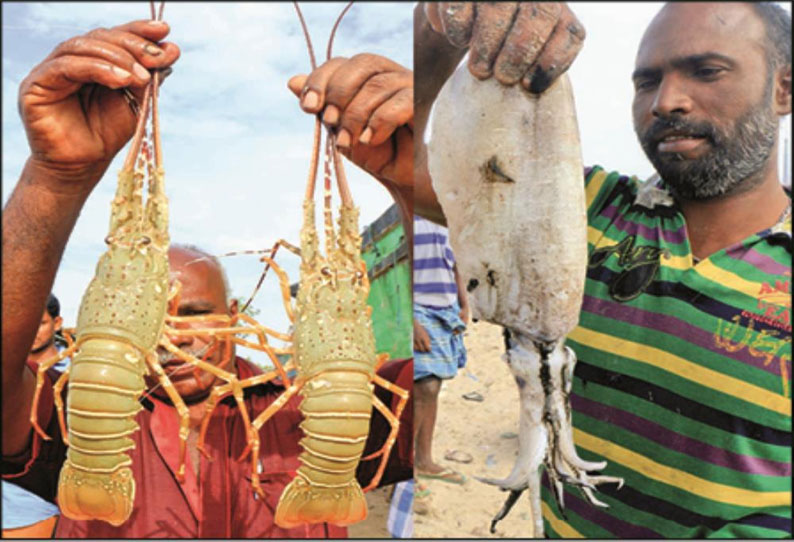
top-left (31, 310), bottom-right (62, 354)
top-left (632, 3), bottom-right (780, 200)
top-left (147, 248), bottom-right (237, 404)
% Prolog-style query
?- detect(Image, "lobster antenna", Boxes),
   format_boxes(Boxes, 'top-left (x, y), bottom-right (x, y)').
top-left (150, 1), bottom-right (165, 169)
top-left (326, 1), bottom-right (355, 208)
top-left (294, 2), bottom-right (323, 203)
top-left (326, 1), bottom-right (353, 61)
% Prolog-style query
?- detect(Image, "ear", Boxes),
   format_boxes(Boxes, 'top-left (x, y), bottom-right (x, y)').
top-left (774, 64), bottom-right (792, 116)
top-left (228, 297), bottom-right (239, 317)
top-left (54, 315), bottom-right (63, 330)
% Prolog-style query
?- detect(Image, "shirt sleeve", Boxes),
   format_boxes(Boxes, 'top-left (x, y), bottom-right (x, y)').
top-left (1, 363), bottom-right (67, 505)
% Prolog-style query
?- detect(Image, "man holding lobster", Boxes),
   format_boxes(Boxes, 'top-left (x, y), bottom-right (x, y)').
top-left (2, 18), bottom-right (413, 538)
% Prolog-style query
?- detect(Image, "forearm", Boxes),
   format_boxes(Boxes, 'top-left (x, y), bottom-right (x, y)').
top-left (2, 158), bottom-right (96, 455)
top-left (453, 264), bottom-right (469, 310)
top-left (413, 4), bottom-right (467, 226)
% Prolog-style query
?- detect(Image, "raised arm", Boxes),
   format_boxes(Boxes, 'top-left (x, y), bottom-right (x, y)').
top-left (1, 21), bottom-right (179, 456)
top-left (414, 2), bottom-right (587, 225)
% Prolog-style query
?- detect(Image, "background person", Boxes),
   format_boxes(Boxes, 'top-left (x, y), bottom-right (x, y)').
top-left (413, 215), bottom-right (470, 490)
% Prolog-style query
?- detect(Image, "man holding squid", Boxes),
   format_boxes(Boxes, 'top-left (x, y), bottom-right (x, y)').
top-left (413, 2), bottom-right (790, 538)
top-left (2, 18), bottom-right (413, 538)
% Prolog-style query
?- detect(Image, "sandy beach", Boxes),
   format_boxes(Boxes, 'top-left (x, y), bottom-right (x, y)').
top-left (413, 320), bottom-right (537, 539)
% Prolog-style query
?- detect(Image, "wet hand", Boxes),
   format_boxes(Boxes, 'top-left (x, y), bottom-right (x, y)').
top-left (423, 2), bottom-right (585, 93)
top-left (288, 53), bottom-right (413, 191)
top-left (18, 20), bottom-right (180, 188)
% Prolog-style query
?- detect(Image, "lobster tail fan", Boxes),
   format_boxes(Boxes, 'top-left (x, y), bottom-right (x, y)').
top-left (58, 464), bottom-right (135, 527)
top-left (274, 476), bottom-right (367, 528)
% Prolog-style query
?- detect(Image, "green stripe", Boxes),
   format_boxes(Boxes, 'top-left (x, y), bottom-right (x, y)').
top-left (576, 312), bottom-right (788, 423)
top-left (578, 295), bottom-right (788, 403)
top-left (573, 378), bottom-right (791, 464)
top-left (574, 410), bottom-right (791, 492)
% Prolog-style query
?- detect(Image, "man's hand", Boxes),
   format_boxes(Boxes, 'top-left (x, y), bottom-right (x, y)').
top-left (458, 304), bottom-right (471, 327)
top-left (414, 321), bottom-right (432, 353)
top-left (287, 54), bottom-right (413, 192)
top-left (423, 2), bottom-right (585, 93)
top-left (19, 20), bottom-right (180, 191)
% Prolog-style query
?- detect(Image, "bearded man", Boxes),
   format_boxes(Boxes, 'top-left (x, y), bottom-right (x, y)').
top-left (412, 2), bottom-right (791, 538)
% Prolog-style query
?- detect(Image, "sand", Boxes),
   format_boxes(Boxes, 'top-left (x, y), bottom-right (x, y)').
top-left (347, 485), bottom-right (393, 539)
top-left (413, 320), bottom-right (537, 539)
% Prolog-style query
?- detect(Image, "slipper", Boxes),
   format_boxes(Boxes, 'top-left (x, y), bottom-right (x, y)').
top-left (416, 467), bottom-right (466, 485)
top-left (415, 482), bottom-right (432, 499)
top-left (444, 449), bottom-right (473, 464)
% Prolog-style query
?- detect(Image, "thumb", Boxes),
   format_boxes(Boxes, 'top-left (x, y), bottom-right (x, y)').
top-left (287, 74), bottom-right (307, 98)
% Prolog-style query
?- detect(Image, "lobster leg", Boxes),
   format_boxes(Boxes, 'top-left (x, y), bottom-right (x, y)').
top-left (196, 365), bottom-right (282, 459)
top-left (30, 340), bottom-right (78, 441)
top-left (144, 352), bottom-right (191, 482)
top-left (242, 381), bottom-right (303, 495)
top-left (259, 257), bottom-right (296, 324)
top-left (52, 365), bottom-right (72, 446)
top-left (359, 374), bottom-right (409, 492)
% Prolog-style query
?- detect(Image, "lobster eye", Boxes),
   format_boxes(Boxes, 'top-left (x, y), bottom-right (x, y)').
top-left (321, 267), bottom-right (332, 276)
top-left (139, 236), bottom-right (152, 246)
top-left (104, 235), bottom-right (115, 245)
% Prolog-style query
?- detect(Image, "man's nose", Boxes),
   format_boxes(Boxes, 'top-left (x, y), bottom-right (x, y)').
top-left (652, 74), bottom-right (693, 118)
top-left (166, 320), bottom-right (195, 348)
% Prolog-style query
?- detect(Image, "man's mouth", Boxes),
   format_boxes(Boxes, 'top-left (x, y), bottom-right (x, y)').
top-left (656, 132), bottom-right (708, 154)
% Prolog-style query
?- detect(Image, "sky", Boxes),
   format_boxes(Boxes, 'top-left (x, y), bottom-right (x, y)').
top-left (3, 2), bottom-right (791, 364)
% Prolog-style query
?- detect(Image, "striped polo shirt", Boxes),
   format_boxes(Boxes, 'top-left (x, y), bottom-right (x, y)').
top-left (542, 166), bottom-right (792, 538)
top-left (413, 215), bottom-right (458, 308)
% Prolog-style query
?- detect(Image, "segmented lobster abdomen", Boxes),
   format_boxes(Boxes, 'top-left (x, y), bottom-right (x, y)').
top-left (59, 337), bottom-right (145, 526)
top-left (275, 369), bottom-right (372, 527)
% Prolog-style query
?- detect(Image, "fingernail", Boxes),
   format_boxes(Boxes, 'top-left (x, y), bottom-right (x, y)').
top-left (112, 65), bottom-right (132, 79)
top-left (359, 126), bottom-right (373, 145)
top-left (336, 129), bottom-right (351, 148)
top-left (148, 20), bottom-right (167, 26)
top-left (144, 44), bottom-right (163, 56)
top-left (132, 63), bottom-right (151, 81)
top-left (301, 90), bottom-right (319, 109)
top-left (322, 105), bottom-right (339, 124)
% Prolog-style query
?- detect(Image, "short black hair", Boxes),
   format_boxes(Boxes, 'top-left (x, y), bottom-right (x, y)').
top-left (751, 3), bottom-right (792, 70)
top-left (46, 293), bottom-right (60, 319)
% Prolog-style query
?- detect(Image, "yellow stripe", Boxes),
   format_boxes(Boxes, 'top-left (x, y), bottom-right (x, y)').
top-left (694, 259), bottom-right (767, 300)
top-left (542, 501), bottom-right (583, 538)
top-left (584, 169), bottom-right (608, 209)
top-left (574, 429), bottom-right (792, 507)
top-left (568, 327), bottom-right (791, 416)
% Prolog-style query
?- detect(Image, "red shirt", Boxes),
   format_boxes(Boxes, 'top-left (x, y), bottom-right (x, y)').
top-left (3, 357), bottom-right (412, 538)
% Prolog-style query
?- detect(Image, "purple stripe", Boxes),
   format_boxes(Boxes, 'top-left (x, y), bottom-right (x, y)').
top-left (414, 257), bottom-right (451, 270)
top-left (572, 394), bottom-right (791, 477)
top-left (581, 294), bottom-right (787, 379)
top-left (414, 232), bottom-right (447, 245)
top-left (414, 282), bottom-right (457, 294)
top-left (600, 203), bottom-right (688, 245)
top-left (725, 244), bottom-right (791, 276)
top-left (542, 475), bottom-right (662, 538)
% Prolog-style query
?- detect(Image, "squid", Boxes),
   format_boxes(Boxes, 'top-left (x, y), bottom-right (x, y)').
top-left (427, 64), bottom-right (623, 537)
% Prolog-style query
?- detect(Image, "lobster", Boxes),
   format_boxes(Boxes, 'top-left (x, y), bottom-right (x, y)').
top-left (25, 2), bottom-right (290, 525)
top-left (199, 3), bottom-right (410, 527)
